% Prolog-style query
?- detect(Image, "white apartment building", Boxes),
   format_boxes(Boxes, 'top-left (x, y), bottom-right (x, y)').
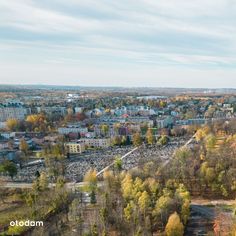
top-left (58, 127), bottom-right (88, 135)
top-left (37, 106), bottom-right (67, 115)
top-left (0, 141), bottom-right (9, 150)
top-left (0, 107), bottom-right (30, 122)
top-left (0, 132), bottom-right (15, 139)
top-left (74, 107), bottom-right (84, 113)
top-left (80, 138), bottom-right (111, 148)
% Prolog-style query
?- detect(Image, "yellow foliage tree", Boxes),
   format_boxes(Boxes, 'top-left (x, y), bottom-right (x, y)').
top-left (121, 174), bottom-right (134, 200)
top-left (6, 118), bottom-right (19, 131)
top-left (138, 191), bottom-right (150, 213)
top-left (146, 129), bottom-right (155, 145)
top-left (133, 132), bottom-right (142, 147)
top-left (165, 212), bottom-right (184, 236)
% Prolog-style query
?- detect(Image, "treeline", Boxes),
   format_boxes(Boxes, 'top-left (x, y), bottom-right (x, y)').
top-left (162, 121), bottom-right (236, 198)
top-left (74, 164), bottom-right (190, 236)
top-left (6, 114), bottom-right (54, 132)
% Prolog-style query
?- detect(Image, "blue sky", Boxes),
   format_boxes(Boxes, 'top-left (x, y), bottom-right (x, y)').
top-left (0, 0), bottom-right (236, 87)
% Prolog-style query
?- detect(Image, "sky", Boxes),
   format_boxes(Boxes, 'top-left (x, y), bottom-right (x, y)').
top-left (0, 0), bottom-right (236, 88)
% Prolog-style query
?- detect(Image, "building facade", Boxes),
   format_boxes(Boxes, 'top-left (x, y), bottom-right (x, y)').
top-left (65, 142), bottom-right (86, 154)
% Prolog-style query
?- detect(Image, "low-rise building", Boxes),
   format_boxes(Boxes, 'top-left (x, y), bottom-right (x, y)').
top-left (36, 106), bottom-right (67, 115)
top-left (0, 140), bottom-right (9, 150)
top-left (0, 150), bottom-right (18, 162)
top-left (80, 138), bottom-right (111, 148)
top-left (58, 126), bottom-right (88, 135)
top-left (0, 132), bottom-right (15, 139)
top-left (65, 141), bottom-right (86, 154)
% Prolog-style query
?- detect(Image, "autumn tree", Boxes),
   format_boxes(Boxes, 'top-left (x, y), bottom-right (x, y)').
top-left (158, 135), bottom-right (169, 146)
top-left (76, 112), bottom-right (87, 121)
top-left (114, 157), bottom-right (122, 173)
top-left (165, 212), bottom-right (184, 236)
top-left (19, 139), bottom-right (29, 156)
top-left (6, 118), bottom-right (19, 131)
top-left (133, 132), bottom-right (142, 147)
top-left (39, 171), bottom-right (49, 191)
top-left (138, 191), bottom-right (150, 214)
top-left (26, 114), bottom-right (47, 131)
top-left (100, 124), bottom-right (109, 137)
top-left (112, 136), bottom-right (122, 146)
top-left (84, 169), bottom-right (98, 204)
top-left (146, 129), bottom-right (155, 145)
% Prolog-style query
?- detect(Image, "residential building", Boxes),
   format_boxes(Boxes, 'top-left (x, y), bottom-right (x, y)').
top-left (80, 138), bottom-right (111, 148)
top-left (65, 142), bottom-right (85, 154)
top-left (58, 126), bottom-right (88, 135)
top-left (0, 103), bottom-right (30, 122)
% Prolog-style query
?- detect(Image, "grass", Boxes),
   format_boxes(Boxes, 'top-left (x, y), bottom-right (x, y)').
top-left (216, 204), bottom-right (234, 212)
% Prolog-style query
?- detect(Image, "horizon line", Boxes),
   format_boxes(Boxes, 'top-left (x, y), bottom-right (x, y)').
top-left (0, 83), bottom-right (236, 90)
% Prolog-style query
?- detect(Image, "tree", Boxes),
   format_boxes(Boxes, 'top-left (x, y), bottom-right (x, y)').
top-left (39, 171), bottom-right (48, 191)
top-left (26, 114), bottom-right (47, 131)
top-left (195, 127), bottom-right (209, 142)
top-left (19, 139), bottom-right (29, 156)
top-left (121, 136), bottom-right (127, 145)
top-left (205, 134), bottom-right (217, 150)
top-left (0, 178), bottom-right (6, 203)
top-left (122, 174), bottom-right (134, 200)
top-left (140, 123), bottom-right (148, 135)
top-left (158, 135), bottom-right (169, 146)
top-left (90, 190), bottom-right (97, 204)
top-left (0, 160), bottom-right (17, 179)
top-left (165, 212), bottom-right (184, 236)
top-left (76, 112), bottom-right (87, 121)
top-left (7, 225), bottom-right (25, 235)
top-left (114, 157), bottom-right (122, 173)
top-left (124, 201), bottom-right (135, 222)
top-left (133, 132), bottom-right (142, 146)
top-left (138, 191), bottom-right (150, 214)
top-left (91, 224), bottom-right (98, 236)
top-left (153, 195), bottom-right (173, 223)
top-left (84, 169), bottom-right (97, 192)
top-left (100, 124), bottom-right (109, 137)
top-left (112, 136), bottom-right (122, 146)
top-left (185, 110), bottom-right (196, 119)
top-left (6, 118), bottom-right (19, 131)
top-left (146, 129), bottom-right (155, 145)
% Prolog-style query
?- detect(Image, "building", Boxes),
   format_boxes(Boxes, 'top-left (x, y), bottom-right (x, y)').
top-left (176, 118), bottom-right (207, 126)
top-left (0, 150), bottom-right (17, 162)
top-left (58, 126), bottom-right (88, 135)
top-left (0, 132), bottom-right (15, 139)
top-left (74, 107), bottom-right (84, 113)
top-left (156, 117), bottom-right (173, 129)
top-left (36, 106), bottom-right (67, 116)
top-left (0, 103), bottom-right (30, 122)
top-left (80, 138), bottom-right (111, 148)
top-left (0, 140), bottom-right (9, 150)
top-left (0, 122), bottom-right (6, 129)
top-left (65, 142), bottom-right (86, 154)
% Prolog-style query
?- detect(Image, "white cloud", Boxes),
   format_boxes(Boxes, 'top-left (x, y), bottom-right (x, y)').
top-left (0, 0), bottom-right (102, 33)
top-left (0, 0), bottom-right (236, 87)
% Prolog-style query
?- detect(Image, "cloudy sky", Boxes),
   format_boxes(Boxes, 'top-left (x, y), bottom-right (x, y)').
top-left (0, 0), bottom-right (236, 87)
